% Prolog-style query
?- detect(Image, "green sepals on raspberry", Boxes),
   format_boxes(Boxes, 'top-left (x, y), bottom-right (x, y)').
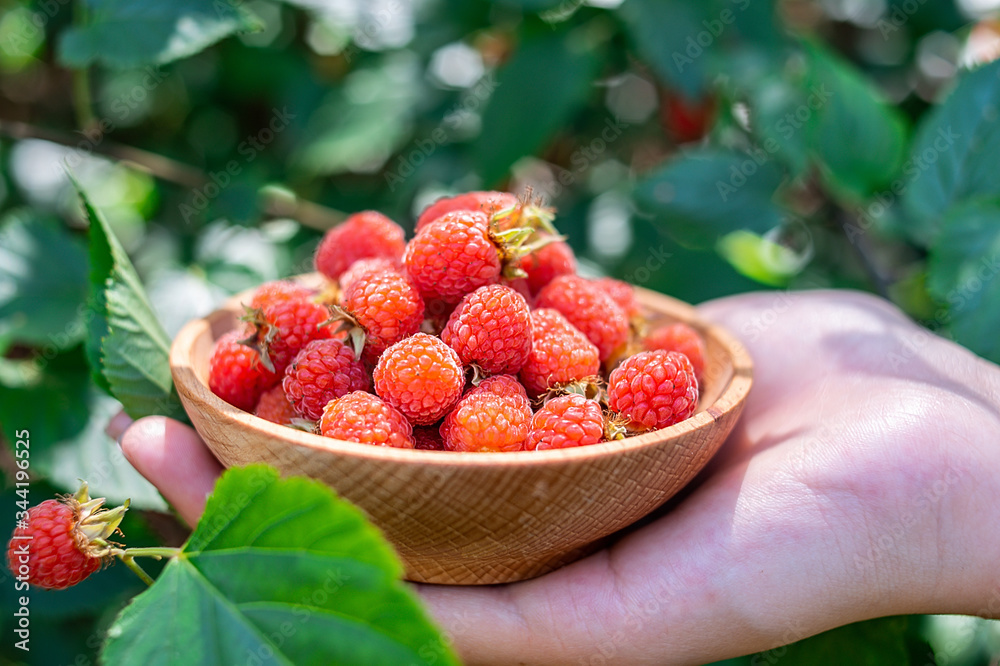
top-left (7, 482), bottom-right (129, 590)
top-left (489, 188), bottom-right (557, 236)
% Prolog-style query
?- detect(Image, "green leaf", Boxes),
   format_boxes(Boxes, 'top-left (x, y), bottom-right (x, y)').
top-left (927, 199), bottom-right (1000, 363)
top-left (617, 0), bottom-right (709, 99)
top-left (902, 60), bottom-right (1000, 244)
top-left (805, 44), bottom-right (908, 203)
top-left (717, 229), bottom-right (807, 286)
top-left (0, 209), bottom-right (89, 350)
top-left (633, 148), bottom-right (787, 243)
top-left (293, 56), bottom-right (421, 177)
top-left (0, 348), bottom-right (165, 508)
top-left (102, 466), bottom-right (458, 666)
top-left (473, 25), bottom-right (603, 186)
top-left (58, 0), bottom-right (263, 69)
top-left (747, 72), bottom-right (811, 176)
top-left (753, 616), bottom-right (915, 665)
top-left (75, 175), bottom-right (186, 421)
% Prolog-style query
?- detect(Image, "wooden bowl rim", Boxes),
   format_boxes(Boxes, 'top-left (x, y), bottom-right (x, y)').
top-left (170, 280), bottom-right (752, 469)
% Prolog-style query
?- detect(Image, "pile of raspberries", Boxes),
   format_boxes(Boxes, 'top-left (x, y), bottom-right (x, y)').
top-left (208, 191), bottom-right (705, 452)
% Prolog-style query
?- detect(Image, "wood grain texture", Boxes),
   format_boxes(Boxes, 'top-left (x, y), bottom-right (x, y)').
top-left (170, 276), bottom-right (753, 585)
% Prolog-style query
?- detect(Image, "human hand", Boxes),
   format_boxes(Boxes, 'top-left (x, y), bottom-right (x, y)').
top-left (113, 290), bottom-right (1000, 665)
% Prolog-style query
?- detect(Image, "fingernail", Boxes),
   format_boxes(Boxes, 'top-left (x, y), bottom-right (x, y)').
top-left (105, 410), bottom-right (134, 444)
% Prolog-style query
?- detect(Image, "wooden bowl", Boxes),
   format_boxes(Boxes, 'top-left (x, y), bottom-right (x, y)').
top-left (170, 276), bottom-right (752, 585)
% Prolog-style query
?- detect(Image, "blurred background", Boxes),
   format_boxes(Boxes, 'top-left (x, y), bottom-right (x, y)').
top-left (1, 0), bottom-right (999, 663)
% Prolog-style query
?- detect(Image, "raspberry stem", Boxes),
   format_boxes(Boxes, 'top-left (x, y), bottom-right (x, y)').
top-left (119, 554), bottom-right (155, 586)
top-left (113, 546), bottom-right (183, 586)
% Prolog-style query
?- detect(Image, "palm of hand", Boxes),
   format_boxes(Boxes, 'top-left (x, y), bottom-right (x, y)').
top-left (418, 291), bottom-right (1000, 665)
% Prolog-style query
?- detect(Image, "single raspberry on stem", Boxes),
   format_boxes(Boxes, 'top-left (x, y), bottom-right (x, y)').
top-left (5, 482), bottom-right (180, 590)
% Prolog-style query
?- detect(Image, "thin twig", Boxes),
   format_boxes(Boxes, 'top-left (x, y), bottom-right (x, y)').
top-left (0, 119), bottom-right (345, 231)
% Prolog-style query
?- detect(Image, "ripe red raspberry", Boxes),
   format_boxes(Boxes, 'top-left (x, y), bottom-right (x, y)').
top-left (373, 333), bottom-right (464, 425)
top-left (320, 392), bottom-right (415, 448)
top-left (608, 350), bottom-right (698, 430)
top-left (536, 275), bottom-right (629, 363)
top-left (403, 210), bottom-right (501, 303)
top-left (470, 374), bottom-right (529, 401)
top-left (440, 390), bottom-right (532, 452)
top-left (248, 280), bottom-right (315, 311)
top-left (594, 277), bottom-right (641, 318)
top-left (413, 426), bottom-right (444, 451)
top-left (339, 269), bottom-right (424, 364)
top-left (7, 485), bottom-right (126, 590)
top-left (243, 298), bottom-right (332, 376)
top-left (440, 284), bottom-right (532, 375)
top-left (315, 211), bottom-right (406, 281)
top-left (415, 191), bottom-right (518, 233)
top-left (282, 339), bottom-right (372, 420)
top-left (644, 322), bottom-right (706, 379)
top-left (209, 330), bottom-right (279, 411)
top-left (519, 309), bottom-right (600, 398)
top-left (518, 238), bottom-right (576, 295)
top-left (254, 385), bottom-right (299, 425)
top-left (526, 394), bottom-right (605, 450)
top-left (338, 257), bottom-right (399, 291)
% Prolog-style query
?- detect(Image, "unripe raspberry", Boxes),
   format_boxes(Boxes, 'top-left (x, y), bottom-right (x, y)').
top-left (282, 339), bottom-right (372, 420)
top-left (209, 330), bottom-right (279, 411)
top-left (536, 275), bottom-right (630, 363)
top-left (441, 284), bottom-right (532, 375)
top-left (526, 394), bottom-right (605, 450)
top-left (320, 392), bottom-right (415, 448)
top-left (373, 333), bottom-right (465, 425)
top-left (314, 211), bottom-right (406, 281)
top-left (519, 309), bottom-right (600, 398)
top-left (608, 350), bottom-right (698, 430)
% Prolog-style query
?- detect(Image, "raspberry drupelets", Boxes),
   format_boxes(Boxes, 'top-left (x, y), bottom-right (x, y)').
top-left (320, 392), bottom-right (415, 448)
top-left (254, 385), bottom-right (299, 425)
top-left (314, 211), bottom-right (406, 281)
top-left (282, 339), bottom-right (371, 420)
top-left (536, 275), bottom-right (630, 364)
top-left (526, 394), bottom-right (605, 450)
top-left (209, 330), bottom-right (279, 412)
top-left (403, 210), bottom-right (502, 303)
top-left (518, 239), bottom-right (576, 295)
top-left (608, 350), bottom-right (698, 430)
top-left (242, 297), bottom-right (332, 376)
top-left (645, 322), bottom-right (706, 379)
top-left (338, 268), bottom-right (424, 364)
top-left (440, 383), bottom-right (533, 452)
top-left (6, 484), bottom-right (127, 590)
top-left (373, 333), bottom-right (465, 425)
top-left (415, 190), bottom-right (518, 233)
top-left (441, 284), bottom-right (532, 375)
top-left (519, 309), bottom-right (600, 398)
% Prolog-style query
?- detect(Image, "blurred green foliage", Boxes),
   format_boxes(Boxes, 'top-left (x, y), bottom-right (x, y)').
top-left (1, 0), bottom-right (1000, 663)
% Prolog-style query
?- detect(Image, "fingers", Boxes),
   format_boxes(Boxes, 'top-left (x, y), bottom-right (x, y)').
top-left (119, 416), bottom-right (223, 527)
